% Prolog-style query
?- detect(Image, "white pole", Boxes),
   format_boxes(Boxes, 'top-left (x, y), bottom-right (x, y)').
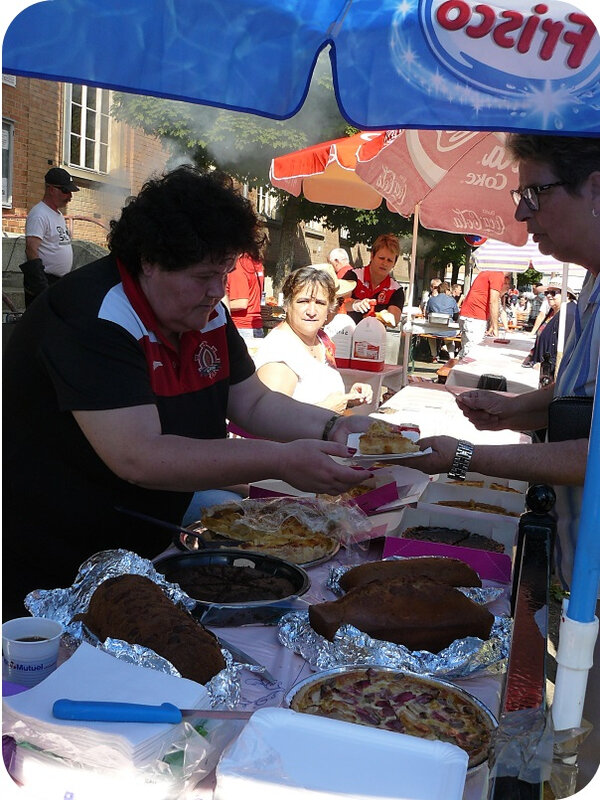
top-left (555, 263), bottom-right (570, 375)
top-left (400, 205), bottom-right (420, 388)
top-left (552, 598), bottom-right (598, 731)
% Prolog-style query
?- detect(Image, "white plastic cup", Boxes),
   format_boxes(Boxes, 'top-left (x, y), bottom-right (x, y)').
top-left (2, 617), bottom-right (63, 687)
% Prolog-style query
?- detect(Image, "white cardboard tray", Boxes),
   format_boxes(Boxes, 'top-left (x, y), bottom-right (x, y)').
top-left (418, 481), bottom-right (525, 518)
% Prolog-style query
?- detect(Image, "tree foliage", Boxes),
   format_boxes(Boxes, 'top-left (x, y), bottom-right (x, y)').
top-left (111, 52), bottom-right (349, 187)
top-left (111, 51), bottom-right (470, 287)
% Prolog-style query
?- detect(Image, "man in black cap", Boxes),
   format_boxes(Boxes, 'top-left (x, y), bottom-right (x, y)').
top-left (21, 167), bottom-right (79, 307)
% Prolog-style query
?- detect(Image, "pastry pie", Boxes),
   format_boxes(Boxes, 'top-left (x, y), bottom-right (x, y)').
top-left (489, 482), bottom-right (521, 493)
top-left (436, 499), bottom-right (519, 517)
top-left (199, 498), bottom-right (339, 565)
top-left (401, 525), bottom-right (505, 553)
top-left (289, 667), bottom-right (495, 768)
top-left (359, 420), bottom-right (420, 455)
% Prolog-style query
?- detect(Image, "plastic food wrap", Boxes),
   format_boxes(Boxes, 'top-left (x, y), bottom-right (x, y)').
top-left (199, 497), bottom-right (377, 566)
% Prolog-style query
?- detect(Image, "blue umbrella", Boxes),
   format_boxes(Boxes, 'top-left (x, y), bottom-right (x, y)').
top-left (3, 0), bottom-right (600, 134)
top-left (3, 0), bottom-right (600, 733)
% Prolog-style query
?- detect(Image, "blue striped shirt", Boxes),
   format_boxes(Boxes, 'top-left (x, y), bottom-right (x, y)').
top-left (553, 269), bottom-right (600, 589)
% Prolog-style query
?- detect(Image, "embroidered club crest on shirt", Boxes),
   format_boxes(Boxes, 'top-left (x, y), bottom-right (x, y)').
top-left (194, 341), bottom-right (222, 378)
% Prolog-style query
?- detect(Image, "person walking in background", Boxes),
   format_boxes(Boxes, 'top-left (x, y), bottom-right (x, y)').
top-left (21, 167), bottom-right (79, 307)
top-left (225, 252), bottom-right (265, 340)
top-left (457, 269), bottom-right (511, 357)
top-left (525, 282), bottom-right (546, 331)
top-left (522, 285), bottom-right (577, 370)
top-left (344, 233), bottom-right (405, 326)
top-left (328, 247), bottom-right (351, 278)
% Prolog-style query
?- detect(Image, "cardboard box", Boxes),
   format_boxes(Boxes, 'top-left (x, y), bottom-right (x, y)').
top-left (436, 471), bottom-right (527, 494)
top-left (418, 482), bottom-right (525, 518)
top-left (383, 505), bottom-right (518, 583)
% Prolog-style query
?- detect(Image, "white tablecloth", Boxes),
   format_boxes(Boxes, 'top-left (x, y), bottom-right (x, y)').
top-left (372, 382), bottom-right (531, 445)
top-left (445, 332), bottom-right (539, 394)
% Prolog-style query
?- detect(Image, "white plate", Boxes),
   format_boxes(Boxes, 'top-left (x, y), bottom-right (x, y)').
top-left (347, 432), bottom-right (432, 462)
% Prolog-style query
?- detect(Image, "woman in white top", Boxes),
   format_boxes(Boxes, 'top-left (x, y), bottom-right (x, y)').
top-left (254, 266), bottom-right (372, 413)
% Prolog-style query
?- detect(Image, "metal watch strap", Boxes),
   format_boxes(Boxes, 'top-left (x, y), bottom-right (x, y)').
top-left (447, 440), bottom-right (474, 481)
top-left (322, 414), bottom-right (341, 441)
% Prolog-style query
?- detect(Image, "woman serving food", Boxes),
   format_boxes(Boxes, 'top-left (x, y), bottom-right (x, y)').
top-left (254, 266), bottom-right (373, 413)
top-left (344, 233), bottom-right (405, 327)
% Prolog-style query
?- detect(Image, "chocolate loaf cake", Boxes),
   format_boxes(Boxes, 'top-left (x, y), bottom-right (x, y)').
top-left (81, 574), bottom-right (226, 684)
top-left (339, 557), bottom-right (482, 592)
top-left (308, 577), bottom-right (494, 653)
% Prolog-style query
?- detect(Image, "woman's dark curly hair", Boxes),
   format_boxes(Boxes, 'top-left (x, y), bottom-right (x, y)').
top-left (506, 135), bottom-right (600, 195)
top-left (107, 166), bottom-right (265, 275)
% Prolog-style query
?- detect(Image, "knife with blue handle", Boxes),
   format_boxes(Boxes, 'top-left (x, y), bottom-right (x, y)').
top-left (53, 699), bottom-right (253, 723)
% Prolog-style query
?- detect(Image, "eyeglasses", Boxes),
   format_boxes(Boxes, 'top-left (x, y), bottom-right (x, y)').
top-left (51, 185), bottom-right (72, 194)
top-left (510, 181), bottom-right (565, 211)
top-left (544, 290), bottom-right (560, 297)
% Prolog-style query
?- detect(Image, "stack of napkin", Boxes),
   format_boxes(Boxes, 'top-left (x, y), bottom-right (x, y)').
top-left (3, 642), bottom-right (209, 770)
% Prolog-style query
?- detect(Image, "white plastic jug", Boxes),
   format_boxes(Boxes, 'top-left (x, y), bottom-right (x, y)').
top-left (350, 317), bottom-right (386, 372)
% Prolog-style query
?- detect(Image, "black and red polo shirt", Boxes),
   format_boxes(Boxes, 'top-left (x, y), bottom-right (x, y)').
top-left (3, 254), bottom-right (255, 598)
top-left (345, 266), bottom-right (405, 324)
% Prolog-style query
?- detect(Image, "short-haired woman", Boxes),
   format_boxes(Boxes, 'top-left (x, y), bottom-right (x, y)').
top-left (344, 234), bottom-right (405, 327)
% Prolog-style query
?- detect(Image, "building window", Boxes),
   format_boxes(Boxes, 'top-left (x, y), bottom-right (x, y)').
top-left (256, 186), bottom-right (280, 219)
top-left (305, 218), bottom-right (324, 233)
top-left (65, 84), bottom-right (110, 174)
top-left (2, 119), bottom-right (14, 207)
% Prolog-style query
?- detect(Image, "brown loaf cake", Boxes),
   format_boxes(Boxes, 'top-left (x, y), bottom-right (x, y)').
top-left (339, 557), bottom-right (482, 592)
top-left (81, 574), bottom-right (226, 684)
top-left (308, 577), bottom-right (494, 653)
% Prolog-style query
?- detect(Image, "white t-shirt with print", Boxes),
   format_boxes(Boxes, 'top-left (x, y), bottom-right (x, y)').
top-left (25, 201), bottom-right (73, 277)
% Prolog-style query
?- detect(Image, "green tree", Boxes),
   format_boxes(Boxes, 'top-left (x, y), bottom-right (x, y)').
top-left (519, 265), bottom-right (543, 289)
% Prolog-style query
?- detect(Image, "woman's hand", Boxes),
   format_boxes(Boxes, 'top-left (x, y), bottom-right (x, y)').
top-left (347, 382), bottom-right (374, 405)
top-left (328, 414), bottom-right (372, 443)
top-left (277, 439), bottom-right (372, 494)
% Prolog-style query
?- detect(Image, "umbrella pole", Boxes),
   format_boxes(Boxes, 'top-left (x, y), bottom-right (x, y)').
top-left (555, 264), bottom-right (570, 376)
top-left (400, 205), bottom-right (420, 388)
top-left (552, 358), bottom-right (600, 734)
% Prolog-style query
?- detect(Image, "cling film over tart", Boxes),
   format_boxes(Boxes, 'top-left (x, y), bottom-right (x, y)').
top-left (197, 497), bottom-right (373, 566)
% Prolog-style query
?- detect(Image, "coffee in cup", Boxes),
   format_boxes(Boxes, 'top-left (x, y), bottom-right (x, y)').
top-left (2, 617), bottom-right (63, 687)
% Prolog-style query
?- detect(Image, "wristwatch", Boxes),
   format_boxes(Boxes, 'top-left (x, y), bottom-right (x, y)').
top-left (322, 414), bottom-right (342, 441)
top-left (447, 440), bottom-right (474, 481)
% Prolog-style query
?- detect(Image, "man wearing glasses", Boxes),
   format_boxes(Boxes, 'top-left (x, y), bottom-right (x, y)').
top-left (21, 167), bottom-right (79, 307)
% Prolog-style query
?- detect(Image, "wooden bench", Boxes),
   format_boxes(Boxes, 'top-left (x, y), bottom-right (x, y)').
top-left (436, 358), bottom-right (459, 384)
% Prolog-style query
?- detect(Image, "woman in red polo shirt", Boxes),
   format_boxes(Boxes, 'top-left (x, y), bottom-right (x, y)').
top-left (344, 234), bottom-right (405, 327)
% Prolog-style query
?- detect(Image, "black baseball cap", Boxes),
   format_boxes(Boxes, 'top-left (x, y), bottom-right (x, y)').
top-left (44, 167), bottom-right (79, 192)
